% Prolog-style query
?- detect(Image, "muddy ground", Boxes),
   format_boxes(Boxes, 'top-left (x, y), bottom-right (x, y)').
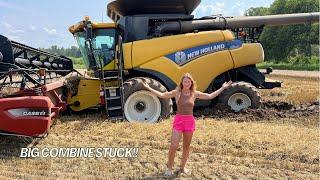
top-left (0, 72), bottom-right (319, 179)
top-left (194, 100), bottom-right (319, 121)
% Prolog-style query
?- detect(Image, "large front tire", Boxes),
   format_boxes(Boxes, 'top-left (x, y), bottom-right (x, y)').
top-left (218, 81), bottom-right (262, 112)
top-left (123, 77), bottom-right (172, 123)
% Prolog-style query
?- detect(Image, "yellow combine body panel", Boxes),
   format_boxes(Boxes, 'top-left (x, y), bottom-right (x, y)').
top-left (122, 43), bottom-right (133, 69)
top-left (131, 31), bottom-right (226, 67)
top-left (127, 30), bottom-right (263, 91)
top-left (68, 79), bottom-right (101, 111)
top-left (231, 43), bottom-right (264, 68)
top-left (67, 79), bottom-right (119, 111)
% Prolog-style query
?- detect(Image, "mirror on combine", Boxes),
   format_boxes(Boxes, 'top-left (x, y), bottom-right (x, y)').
top-left (0, 52), bottom-right (3, 62)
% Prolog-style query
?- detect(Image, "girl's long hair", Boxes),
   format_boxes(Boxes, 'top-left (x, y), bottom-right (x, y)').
top-left (176, 73), bottom-right (197, 94)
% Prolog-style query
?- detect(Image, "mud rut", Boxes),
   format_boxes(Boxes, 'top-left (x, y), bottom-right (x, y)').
top-left (194, 100), bottom-right (319, 121)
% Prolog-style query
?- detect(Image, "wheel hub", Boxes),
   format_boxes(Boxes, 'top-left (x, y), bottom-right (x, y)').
top-left (228, 93), bottom-right (252, 112)
top-left (236, 99), bottom-right (244, 106)
top-left (135, 101), bottom-right (146, 112)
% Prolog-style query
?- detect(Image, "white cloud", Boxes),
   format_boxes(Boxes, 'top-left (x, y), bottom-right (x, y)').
top-left (1, 22), bottom-right (25, 34)
top-left (29, 25), bottom-right (36, 31)
top-left (10, 29), bottom-right (25, 33)
top-left (231, 1), bottom-right (242, 10)
top-left (6, 35), bottom-right (21, 41)
top-left (43, 27), bottom-right (58, 35)
top-left (193, 2), bottom-right (225, 17)
top-left (2, 22), bottom-right (12, 29)
top-left (0, 1), bottom-right (32, 13)
top-left (230, 1), bottom-right (247, 16)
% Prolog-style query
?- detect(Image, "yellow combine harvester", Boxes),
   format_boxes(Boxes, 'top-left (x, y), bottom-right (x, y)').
top-left (67, 0), bottom-right (319, 123)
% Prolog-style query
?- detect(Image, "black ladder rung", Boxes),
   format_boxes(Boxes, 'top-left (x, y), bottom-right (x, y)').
top-left (109, 116), bottom-right (124, 121)
top-left (104, 76), bottom-right (119, 80)
top-left (105, 86), bottom-right (120, 90)
top-left (106, 96), bottom-right (121, 100)
top-left (107, 106), bottom-right (122, 111)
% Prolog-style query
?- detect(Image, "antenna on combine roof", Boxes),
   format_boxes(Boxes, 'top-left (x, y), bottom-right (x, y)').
top-left (102, 12), bottom-right (104, 23)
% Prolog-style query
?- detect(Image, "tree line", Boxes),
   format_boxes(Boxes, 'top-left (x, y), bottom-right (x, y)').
top-left (245, 0), bottom-right (319, 63)
top-left (40, 45), bottom-right (82, 58)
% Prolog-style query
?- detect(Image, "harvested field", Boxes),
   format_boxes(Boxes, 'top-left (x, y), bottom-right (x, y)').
top-left (0, 73), bottom-right (319, 179)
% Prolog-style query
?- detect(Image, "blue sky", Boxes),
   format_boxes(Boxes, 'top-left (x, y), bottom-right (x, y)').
top-left (0, 0), bottom-right (274, 48)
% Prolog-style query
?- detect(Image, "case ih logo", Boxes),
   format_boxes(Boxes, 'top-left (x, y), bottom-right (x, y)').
top-left (23, 111), bottom-right (47, 116)
top-left (8, 108), bottom-right (50, 117)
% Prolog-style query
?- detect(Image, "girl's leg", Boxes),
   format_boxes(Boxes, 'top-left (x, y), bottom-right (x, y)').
top-left (179, 131), bottom-right (194, 172)
top-left (166, 129), bottom-right (182, 170)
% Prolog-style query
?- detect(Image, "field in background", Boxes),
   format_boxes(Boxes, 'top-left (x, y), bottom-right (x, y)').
top-left (70, 57), bottom-right (85, 69)
top-left (0, 74), bottom-right (319, 179)
top-left (257, 61), bottom-right (319, 71)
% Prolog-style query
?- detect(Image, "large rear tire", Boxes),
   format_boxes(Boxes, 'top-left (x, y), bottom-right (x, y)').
top-left (123, 77), bottom-right (173, 123)
top-left (218, 81), bottom-right (262, 112)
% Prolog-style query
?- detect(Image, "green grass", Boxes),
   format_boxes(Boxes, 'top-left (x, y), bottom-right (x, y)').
top-left (70, 57), bottom-right (86, 69)
top-left (257, 61), bottom-right (319, 71)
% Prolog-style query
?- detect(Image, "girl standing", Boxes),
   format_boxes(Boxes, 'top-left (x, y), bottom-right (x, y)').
top-left (142, 73), bottom-right (232, 178)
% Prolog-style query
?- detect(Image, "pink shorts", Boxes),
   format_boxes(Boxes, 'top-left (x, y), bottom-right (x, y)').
top-left (172, 114), bottom-right (196, 132)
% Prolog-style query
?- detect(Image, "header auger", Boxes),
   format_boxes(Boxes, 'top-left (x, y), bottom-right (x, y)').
top-left (0, 35), bottom-right (73, 77)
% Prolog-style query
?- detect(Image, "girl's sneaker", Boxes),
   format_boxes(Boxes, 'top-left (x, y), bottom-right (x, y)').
top-left (163, 169), bottom-right (173, 179)
top-left (179, 167), bottom-right (191, 175)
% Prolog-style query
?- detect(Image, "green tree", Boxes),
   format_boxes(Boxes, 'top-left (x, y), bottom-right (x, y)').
top-left (245, 7), bottom-right (269, 16)
top-left (40, 46), bottom-right (82, 58)
top-left (246, 0), bottom-right (319, 62)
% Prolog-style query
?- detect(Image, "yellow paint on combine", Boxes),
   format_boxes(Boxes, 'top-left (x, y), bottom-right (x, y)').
top-left (221, 30), bottom-right (235, 41)
top-left (231, 43), bottom-right (264, 68)
top-left (103, 60), bottom-right (116, 71)
top-left (123, 43), bottom-right (133, 69)
top-left (69, 21), bottom-right (116, 34)
top-left (131, 30), bottom-right (226, 68)
top-left (68, 78), bottom-right (120, 111)
top-left (129, 29), bottom-right (262, 91)
top-left (69, 27), bottom-right (263, 93)
top-left (68, 79), bottom-right (101, 111)
top-left (140, 51), bottom-right (234, 92)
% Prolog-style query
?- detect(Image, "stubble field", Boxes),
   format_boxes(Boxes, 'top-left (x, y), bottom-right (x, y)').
top-left (0, 73), bottom-right (319, 179)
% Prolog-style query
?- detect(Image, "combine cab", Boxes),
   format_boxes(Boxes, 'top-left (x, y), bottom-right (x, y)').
top-left (0, 35), bottom-right (75, 137)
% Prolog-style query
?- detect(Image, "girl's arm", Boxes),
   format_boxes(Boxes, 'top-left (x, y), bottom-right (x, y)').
top-left (142, 82), bottom-right (176, 99)
top-left (195, 81), bottom-right (232, 100)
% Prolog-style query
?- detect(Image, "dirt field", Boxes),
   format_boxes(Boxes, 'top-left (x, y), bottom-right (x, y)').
top-left (0, 73), bottom-right (319, 179)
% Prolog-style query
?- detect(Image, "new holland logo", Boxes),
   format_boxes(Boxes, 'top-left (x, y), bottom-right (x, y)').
top-left (166, 40), bottom-right (243, 66)
top-left (174, 51), bottom-right (187, 64)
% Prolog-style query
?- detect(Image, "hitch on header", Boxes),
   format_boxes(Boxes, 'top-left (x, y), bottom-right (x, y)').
top-left (263, 67), bottom-right (273, 75)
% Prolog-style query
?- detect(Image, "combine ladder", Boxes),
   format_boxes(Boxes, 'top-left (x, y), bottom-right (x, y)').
top-left (101, 37), bottom-right (125, 121)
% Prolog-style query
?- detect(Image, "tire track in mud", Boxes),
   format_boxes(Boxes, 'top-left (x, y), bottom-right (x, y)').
top-left (194, 100), bottom-right (319, 120)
